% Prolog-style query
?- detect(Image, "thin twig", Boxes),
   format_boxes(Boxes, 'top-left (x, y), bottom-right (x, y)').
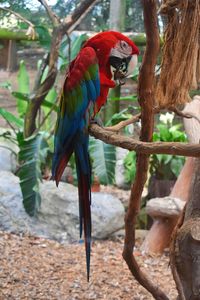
top-left (104, 113), bottom-right (141, 132)
top-left (38, 0), bottom-right (60, 25)
top-left (169, 106), bottom-right (197, 120)
top-left (0, 7), bottom-right (34, 28)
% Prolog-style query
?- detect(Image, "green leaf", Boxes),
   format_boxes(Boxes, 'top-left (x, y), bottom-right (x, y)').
top-left (12, 91), bottom-right (58, 112)
top-left (12, 91), bottom-right (30, 101)
top-left (157, 124), bottom-right (171, 141)
top-left (42, 87), bottom-right (57, 130)
top-left (35, 25), bottom-right (51, 49)
top-left (58, 34), bottom-right (88, 70)
top-left (89, 137), bottom-right (116, 185)
top-left (105, 109), bottom-right (133, 126)
top-left (170, 157), bottom-right (185, 177)
top-left (17, 132), bottom-right (49, 216)
top-left (124, 151), bottom-right (136, 183)
top-left (108, 95), bottom-right (138, 101)
top-left (0, 108), bottom-right (24, 128)
top-left (17, 60), bottom-right (30, 117)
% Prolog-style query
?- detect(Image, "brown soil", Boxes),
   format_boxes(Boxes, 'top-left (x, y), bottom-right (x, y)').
top-left (0, 231), bottom-right (177, 300)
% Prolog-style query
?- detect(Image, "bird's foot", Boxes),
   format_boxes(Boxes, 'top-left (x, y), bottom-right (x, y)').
top-left (90, 117), bottom-right (103, 127)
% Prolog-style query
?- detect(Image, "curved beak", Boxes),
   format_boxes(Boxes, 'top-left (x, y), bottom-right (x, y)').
top-left (111, 54), bottom-right (138, 85)
top-left (126, 54), bottom-right (138, 78)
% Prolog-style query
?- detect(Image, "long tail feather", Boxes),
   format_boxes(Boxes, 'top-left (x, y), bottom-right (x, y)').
top-left (75, 147), bottom-right (91, 281)
top-left (54, 148), bottom-right (73, 186)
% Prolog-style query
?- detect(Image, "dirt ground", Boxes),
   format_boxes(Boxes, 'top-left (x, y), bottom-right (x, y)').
top-left (0, 231), bottom-right (177, 300)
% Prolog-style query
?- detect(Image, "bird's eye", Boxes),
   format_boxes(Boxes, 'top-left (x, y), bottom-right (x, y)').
top-left (120, 41), bottom-right (128, 49)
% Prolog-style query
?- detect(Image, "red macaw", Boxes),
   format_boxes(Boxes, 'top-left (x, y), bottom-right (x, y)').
top-left (52, 31), bottom-right (139, 280)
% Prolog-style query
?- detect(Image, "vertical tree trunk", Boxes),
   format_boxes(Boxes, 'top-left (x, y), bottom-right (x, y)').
top-left (171, 158), bottom-right (200, 300)
top-left (104, 0), bottom-right (126, 123)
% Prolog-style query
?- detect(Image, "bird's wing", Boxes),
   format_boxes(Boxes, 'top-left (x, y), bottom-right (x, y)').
top-left (52, 46), bottom-right (100, 183)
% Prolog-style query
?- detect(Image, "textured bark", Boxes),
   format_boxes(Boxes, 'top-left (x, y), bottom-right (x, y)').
top-left (121, 1), bottom-right (168, 299)
top-left (89, 124), bottom-right (200, 157)
top-left (171, 158), bottom-right (200, 300)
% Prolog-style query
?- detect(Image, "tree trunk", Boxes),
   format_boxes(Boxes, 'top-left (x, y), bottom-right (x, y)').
top-left (104, 0), bottom-right (126, 124)
top-left (171, 158), bottom-right (200, 300)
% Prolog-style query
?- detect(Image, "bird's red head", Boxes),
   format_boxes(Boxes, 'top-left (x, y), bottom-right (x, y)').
top-left (84, 31), bottom-right (139, 85)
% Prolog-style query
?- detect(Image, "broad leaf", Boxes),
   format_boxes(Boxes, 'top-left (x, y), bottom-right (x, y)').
top-left (17, 132), bottom-right (49, 216)
top-left (12, 91), bottom-right (58, 112)
top-left (89, 137), bottom-right (116, 185)
top-left (17, 61), bottom-right (30, 117)
top-left (124, 151), bottom-right (136, 184)
top-left (42, 87), bottom-right (57, 130)
top-left (0, 108), bottom-right (24, 128)
top-left (12, 91), bottom-right (30, 101)
top-left (35, 25), bottom-right (51, 49)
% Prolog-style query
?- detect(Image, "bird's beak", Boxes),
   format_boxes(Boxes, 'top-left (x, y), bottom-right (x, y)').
top-left (126, 54), bottom-right (138, 78)
top-left (112, 54), bottom-right (138, 85)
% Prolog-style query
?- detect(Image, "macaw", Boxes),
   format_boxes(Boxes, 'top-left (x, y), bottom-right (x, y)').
top-left (52, 31), bottom-right (139, 280)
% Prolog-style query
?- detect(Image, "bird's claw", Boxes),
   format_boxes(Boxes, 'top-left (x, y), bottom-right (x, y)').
top-left (90, 117), bottom-right (103, 127)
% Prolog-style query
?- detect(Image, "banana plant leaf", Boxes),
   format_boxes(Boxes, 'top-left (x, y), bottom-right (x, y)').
top-left (17, 60), bottom-right (30, 117)
top-left (17, 132), bottom-right (49, 216)
top-left (89, 137), bottom-right (116, 185)
top-left (0, 108), bottom-right (24, 128)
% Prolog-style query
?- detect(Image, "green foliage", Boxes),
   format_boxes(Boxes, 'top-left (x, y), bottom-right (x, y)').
top-left (17, 131), bottom-right (49, 216)
top-left (89, 137), bottom-right (116, 185)
top-left (0, 108), bottom-right (24, 128)
top-left (35, 25), bottom-right (51, 49)
top-left (16, 60), bottom-right (29, 117)
top-left (124, 151), bottom-right (136, 184)
top-left (150, 113), bottom-right (187, 179)
top-left (0, 108), bottom-right (49, 216)
top-left (58, 33), bottom-right (88, 71)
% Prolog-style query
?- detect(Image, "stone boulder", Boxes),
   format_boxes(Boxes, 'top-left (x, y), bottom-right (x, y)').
top-left (0, 128), bottom-right (18, 173)
top-left (0, 171), bottom-right (125, 243)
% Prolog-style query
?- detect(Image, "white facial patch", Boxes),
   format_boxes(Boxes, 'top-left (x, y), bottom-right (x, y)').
top-left (110, 41), bottom-right (132, 59)
top-left (126, 55), bottom-right (138, 78)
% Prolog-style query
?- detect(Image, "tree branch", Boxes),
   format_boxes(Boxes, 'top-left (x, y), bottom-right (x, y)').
top-left (122, 1), bottom-right (168, 299)
top-left (89, 124), bottom-right (200, 157)
top-left (104, 113), bottom-right (141, 132)
top-left (38, 0), bottom-right (60, 25)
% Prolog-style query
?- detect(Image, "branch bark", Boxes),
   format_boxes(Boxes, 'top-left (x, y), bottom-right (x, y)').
top-left (89, 124), bottom-right (200, 157)
top-left (121, 1), bottom-right (168, 299)
top-left (24, 0), bottom-right (99, 138)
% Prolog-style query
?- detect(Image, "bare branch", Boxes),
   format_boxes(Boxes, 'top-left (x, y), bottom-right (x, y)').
top-left (61, 0), bottom-right (100, 34)
top-left (104, 113), bottom-right (141, 132)
top-left (67, 0), bottom-right (100, 34)
top-left (122, 2), bottom-right (167, 298)
top-left (38, 0), bottom-right (60, 25)
top-left (89, 124), bottom-right (200, 157)
top-left (168, 106), bottom-right (200, 123)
